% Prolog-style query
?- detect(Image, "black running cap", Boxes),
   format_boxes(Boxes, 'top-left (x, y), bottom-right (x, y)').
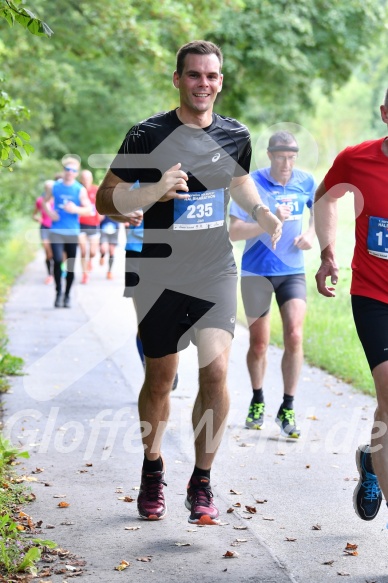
top-left (267, 145), bottom-right (299, 152)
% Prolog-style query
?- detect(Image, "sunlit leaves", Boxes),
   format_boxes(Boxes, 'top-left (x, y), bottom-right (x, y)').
top-left (0, 0), bottom-right (53, 36)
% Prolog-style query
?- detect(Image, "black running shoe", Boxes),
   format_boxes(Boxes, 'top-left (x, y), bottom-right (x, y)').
top-left (275, 407), bottom-right (300, 438)
top-left (54, 293), bottom-right (62, 308)
top-left (245, 401), bottom-right (265, 429)
top-left (353, 444), bottom-right (382, 521)
top-left (185, 475), bottom-right (220, 525)
top-left (63, 295), bottom-right (71, 308)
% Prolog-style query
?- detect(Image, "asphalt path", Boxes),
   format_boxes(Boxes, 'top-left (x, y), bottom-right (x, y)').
top-left (3, 241), bottom-right (388, 582)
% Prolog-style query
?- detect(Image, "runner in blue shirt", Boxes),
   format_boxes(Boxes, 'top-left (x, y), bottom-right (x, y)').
top-left (44, 156), bottom-right (91, 308)
top-left (229, 131), bottom-right (316, 438)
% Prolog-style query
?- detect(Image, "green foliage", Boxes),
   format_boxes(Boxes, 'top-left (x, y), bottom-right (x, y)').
top-left (0, 352), bottom-right (24, 392)
top-left (0, 512), bottom-right (56, 575)
top-left (0, 1), bottom-right (51, 171)
top-left (0, 0), bottom-right (52, 36)
top-left (0, 435), bottom-right (29, 469)
top-left (211, 0), bottom-right (384, 121)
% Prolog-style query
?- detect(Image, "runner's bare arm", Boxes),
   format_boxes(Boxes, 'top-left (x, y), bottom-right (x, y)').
top-left (96, 165), bottom-right (190, 221)
top-left (314, 181), bottom-right (339, 297)
top-left (230, 174), bottom-right (282, 249)
top-left (229, 216), bottom-right (264, 242)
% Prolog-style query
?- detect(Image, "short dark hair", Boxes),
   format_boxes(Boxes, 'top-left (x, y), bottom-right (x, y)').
top-left (385, 89), bottom-right (388, 109)
top-left (268, 131), bottom-right (297, 151)
top-left (176, 40), bottom-right (223, 77)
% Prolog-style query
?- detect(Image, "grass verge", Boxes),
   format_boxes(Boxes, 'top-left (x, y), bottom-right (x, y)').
top-left (0, 218), bottom-right (57, 581)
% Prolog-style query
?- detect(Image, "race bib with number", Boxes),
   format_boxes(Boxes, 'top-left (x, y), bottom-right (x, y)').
top-left (173, 189), bottom-right (224, 231)
top-left (275, 194), bottom-right (303, 222)
top-left (367, 216), bottom-right (388, 259)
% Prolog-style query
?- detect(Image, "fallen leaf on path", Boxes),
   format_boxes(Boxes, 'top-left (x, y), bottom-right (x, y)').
top-left (307, 415), bottom-right (318, 421)
top-left (227, 508), bottom-right (234, 513)
top-left (263, 516), bottom-right (275, 521)
top-left (223, 550), bottom-right (239, 558)
top-left (239, 443), bottom-right (254, 447)
top-left (245, 506), bottom-right (256, 514)
top-left (343, 550), bottom-right (358, 556)
top-left (233, 502), bottom-right (241, 507)
top-left (114, 560), bottom-right (130, 571)
top-left (255, 499), bottom-right (268, 504)
top-left (124, 526), bottom-right (141, 531)
top-left (85, 463), bottom-right (93, 467)
top-left (242, 515), bottom-right (253, 520)
top-left (120, 496), bottom-right (134, 503)
top-left (235, 538), bottom-right (248, 543)
top-left (229, 489), bottom-right (242, 495)
top-left (53, 494), bottom-right (67, 498)
top-left (137, 556), bottom-right (152, 562)
top-left (17, 475), bottom-right (38, 482)
top-left (311, 524), bottom-right (321, 530)
top-left (285, 537), bottom-right (297, 542)
top-left (174, 542), bottom-right (191, 547)
top-left (322, 560), bottom-right (334, 566)
top-left (337, 572), bottom-right (350, 576)
top-left (58, 501), bottom-right (70, 508)
top-left (345, 543), bottom-right (358, 550)
top-left (31, 467), bottom-right (44, 474)
top-left (233, 525), bottom-right (247, 530)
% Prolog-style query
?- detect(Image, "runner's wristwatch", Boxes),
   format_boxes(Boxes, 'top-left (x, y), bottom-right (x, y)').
top-left (251, 203), bottom-right (265, 221)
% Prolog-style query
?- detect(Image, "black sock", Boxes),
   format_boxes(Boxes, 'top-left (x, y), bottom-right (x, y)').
top-left (251, 388), bottom-right (264, 404)
top-left (280, 393), bottom-right (294, 411)
top-left (192, 465), bottom-right (210, 480)
top-left (143, 455), bottom-right (163, 472)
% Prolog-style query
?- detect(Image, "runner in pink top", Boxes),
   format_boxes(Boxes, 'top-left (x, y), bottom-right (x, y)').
top-left (33, 180), bottom-right (55, 284)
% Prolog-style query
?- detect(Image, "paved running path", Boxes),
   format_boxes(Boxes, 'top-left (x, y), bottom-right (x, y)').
top-left (3, 244), bottom-right (388, 582)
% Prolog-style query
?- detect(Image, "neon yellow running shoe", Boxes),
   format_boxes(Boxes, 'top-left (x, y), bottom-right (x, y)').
top-left (275, 407), bottom-right (301, 439)
top-left (245, 401), bottom-right (265, 430)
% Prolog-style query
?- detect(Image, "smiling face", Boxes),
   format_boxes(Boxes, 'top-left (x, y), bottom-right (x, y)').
top-left (173, 53), bottom-right (223, 126)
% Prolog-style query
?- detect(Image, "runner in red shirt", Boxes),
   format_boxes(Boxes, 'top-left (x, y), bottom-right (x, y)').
top-left (79, 170), bottom-right (102, 284)
top-left (315, 90), bottom-right (388, 525)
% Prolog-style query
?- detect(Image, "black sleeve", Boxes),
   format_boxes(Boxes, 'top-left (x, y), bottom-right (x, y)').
top-left (110, 123), bottom-right (162, 184)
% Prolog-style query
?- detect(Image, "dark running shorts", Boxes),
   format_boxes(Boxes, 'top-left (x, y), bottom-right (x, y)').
top-left (241, 274), bottom-right (306, 319)
top-left (134, 274), bottom-right (237, 358)
top-left (123, 250), bottom-right (141, 298)
top-left (351, 295), bottom-right (388, 371)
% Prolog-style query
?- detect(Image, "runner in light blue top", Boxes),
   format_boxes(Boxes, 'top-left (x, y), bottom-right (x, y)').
top-left (229, 131), bottom-right (316, 438)
top-left (230, 166), bottom-right (315, 276)
top-left (44, 156), bottom-right (91, 308)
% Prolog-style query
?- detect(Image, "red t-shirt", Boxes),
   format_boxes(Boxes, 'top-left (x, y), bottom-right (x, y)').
top-left (79, 185), bottom-right (101, 227)
top-left (324, 137), bottom-right (388, 304)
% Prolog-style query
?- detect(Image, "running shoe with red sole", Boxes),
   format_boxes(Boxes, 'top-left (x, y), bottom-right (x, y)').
top-left (137, 469), bottom-right (167, 520)
top-left (185, 475), bottom-right (220, 525)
